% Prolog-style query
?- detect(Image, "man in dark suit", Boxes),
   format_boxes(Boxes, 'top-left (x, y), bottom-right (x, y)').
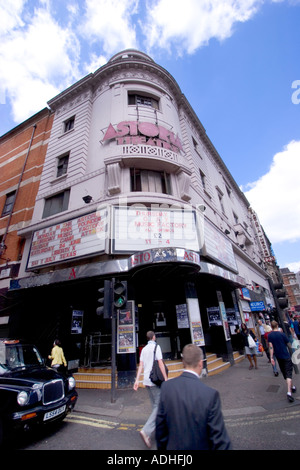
top-left (156, 344), bottom-right (232, 450)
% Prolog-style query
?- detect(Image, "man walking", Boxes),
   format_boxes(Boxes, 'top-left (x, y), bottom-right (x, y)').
top-left (133, 331), bottom-right (168, 448)
top-left (268, 321), bottom-right (297, 402)
top-left (156, 344), bottom-right (232, 450)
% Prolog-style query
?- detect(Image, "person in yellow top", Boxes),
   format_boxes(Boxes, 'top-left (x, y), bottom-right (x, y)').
top-left (48, 339), bottom-right (67, 371)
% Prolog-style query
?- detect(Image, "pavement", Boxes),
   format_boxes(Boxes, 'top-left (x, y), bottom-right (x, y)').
top-left (73, 354), bottom-right (300, 423)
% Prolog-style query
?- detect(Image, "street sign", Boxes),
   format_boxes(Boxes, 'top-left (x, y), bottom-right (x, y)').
top-left (250, 301), bottom-right (266, 311)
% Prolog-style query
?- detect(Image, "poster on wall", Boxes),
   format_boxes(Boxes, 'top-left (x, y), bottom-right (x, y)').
top-left (207, 306), bottom-right (222, 326)
top-left (216, 291), bottom-right (231, 341)
top-left (219, 302), bottom-right (231, 341)
top-left (226, 308), bottom-right (239, 334)
top-left (187, 298), bottom-right (205, 346)
top-left (226, 308), bottom-right (238, 325)
top-left (71, 310), bottom-right (84, 334)
top-left (176, 304), bottom-right (190, 329)
top-left (27, 207), bottom-right (108, 269)
top-left (117, 301), bottom-right (136, 353)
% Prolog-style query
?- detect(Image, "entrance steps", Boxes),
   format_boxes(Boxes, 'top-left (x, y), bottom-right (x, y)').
top-left (74, 367), bottom-right (116, 389)
top-left (73, 352), bottom-right (244, 389)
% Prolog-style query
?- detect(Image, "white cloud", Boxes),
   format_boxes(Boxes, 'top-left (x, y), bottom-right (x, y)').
top-left (286, 261), bottom-right (300, 273)
top-left (143, 0), bottom-right (262, 54)
top-left (0, 0), bottom-right (25, 35)
top-left (83, 53), bottom-right (108, 74)
top-left (0, 0), bottom-right (141, 125)
top-left (80, 0), bottom-right (139, 55)
top-left (0, 0), bottom-right (293, 127)
top-left (0, 1), bottom-right (80, 122)
top-left (244, 140), bottom-right (300, 244)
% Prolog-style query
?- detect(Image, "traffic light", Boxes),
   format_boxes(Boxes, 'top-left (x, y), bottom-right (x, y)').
top-left (273, 282), bottom-right (288, 309)
top-left (96, 280), bottom-right (111, 318)
top-left (113, 280), bottom-right (127, 309)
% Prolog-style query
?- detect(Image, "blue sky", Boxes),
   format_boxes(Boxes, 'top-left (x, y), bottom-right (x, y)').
top-left (1, 0), bottom-right (300, 273)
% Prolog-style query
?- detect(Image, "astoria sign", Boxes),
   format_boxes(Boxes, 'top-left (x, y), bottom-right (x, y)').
top-left (102, 121), bottom-right (183, 153)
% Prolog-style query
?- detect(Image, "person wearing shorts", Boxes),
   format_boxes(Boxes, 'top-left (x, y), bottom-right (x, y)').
top-left (268, 321), bottom-right (297, 403)
top-left (241, 323), bottom-right (258, 370)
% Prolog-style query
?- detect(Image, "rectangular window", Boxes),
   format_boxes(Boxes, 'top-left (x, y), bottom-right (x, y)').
top-left (233, 212), bottom-right (239, 225)
top-left (216, 188), bottom-right (225, 214)
top-left (1, 191), bottom-right (16, 217)
top-left (225, 185), bottom-right (232, 199)
top-left (64, 117), bottom-right (75, 133)
top-left (130, 169), bottom-right (171, 194)
top-left (57, 153), bottom-right (69, 178)
top-left (199, 170), bottom-right (206, 190)
top-left (128, 93), bottom-right (159, 109)
top-left (42, 190), bottom-right (70, 218)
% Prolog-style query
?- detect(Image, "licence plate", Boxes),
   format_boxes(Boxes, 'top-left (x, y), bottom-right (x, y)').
top-left (43, 405), bottom-right (66, 421)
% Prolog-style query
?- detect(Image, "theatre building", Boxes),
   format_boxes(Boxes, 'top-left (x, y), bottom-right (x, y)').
top-left (7, 50), bottom-right (275, 386)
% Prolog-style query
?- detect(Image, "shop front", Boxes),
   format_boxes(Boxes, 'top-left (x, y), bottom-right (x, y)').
top-left (8, 244), bottom-right (244, 385)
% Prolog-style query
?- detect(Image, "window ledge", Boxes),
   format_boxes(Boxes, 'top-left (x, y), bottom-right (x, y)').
top-left (58, 128), bottom-right (74, 139)
top-left (50, 174), bottom-right (68, 185)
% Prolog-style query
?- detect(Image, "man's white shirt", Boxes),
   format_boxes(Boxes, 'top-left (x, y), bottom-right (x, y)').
top-left (140, 340), bottom-right (163, 386)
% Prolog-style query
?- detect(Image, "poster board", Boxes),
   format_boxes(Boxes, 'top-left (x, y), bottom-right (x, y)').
top-left (216, 291), bottom-right (231, 341)
top-left (187, 298), bottom-right (205, 346)
top-left (176, 304), bottom-right (190, 329)
top-left (71, 310), bottom-right (84, 334)
top-left (117, 301), bottom-right (136, 353)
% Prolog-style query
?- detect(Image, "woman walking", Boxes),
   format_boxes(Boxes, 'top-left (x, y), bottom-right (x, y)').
top-left (241, 323), bottom-right (258, 370)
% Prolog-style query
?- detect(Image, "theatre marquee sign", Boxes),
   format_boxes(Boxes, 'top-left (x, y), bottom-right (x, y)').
top-left (27, 208), bottom-right (107, 269)
top-left (112, 206), bottom-right (200, 253)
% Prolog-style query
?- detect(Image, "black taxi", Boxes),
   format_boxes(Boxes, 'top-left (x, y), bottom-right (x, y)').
top-left (0, 340), bottom-right (78, 445)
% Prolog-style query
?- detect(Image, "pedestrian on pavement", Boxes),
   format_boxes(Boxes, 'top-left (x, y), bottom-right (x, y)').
top-left (258, 319), bottom-right (271, 362)
top-left (233, 325), bottom-right (244, 354)
top-left (241, 323), bottom-right (258, 370)
top-left (48, 339), bottom-right (67, 373)
top-left (268, 321), bottom-right (297, 403)
top-left (155, 344), bottom-right (232, 450)
top-left (291, 316), bottom-right (300, 340)
top-left (264, 325), bottom-right (279, 376)
top-left (133, 331), bottom-right (168, 448)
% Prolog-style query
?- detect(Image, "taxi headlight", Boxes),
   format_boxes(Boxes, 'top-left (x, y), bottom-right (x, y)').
top-left (17, 391), bottom-right (29, 406)
top-left (68, 376), bottom-right (76, 390)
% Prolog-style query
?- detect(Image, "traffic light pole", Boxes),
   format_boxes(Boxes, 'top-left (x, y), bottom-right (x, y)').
top-left (268, 278), bottom-right (299, 374)
top-left (111, 278), bottom-right (116, 403)
top-left (110, 277), bottom-right (128, 402)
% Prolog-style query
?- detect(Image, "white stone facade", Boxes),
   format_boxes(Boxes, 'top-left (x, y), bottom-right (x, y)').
top-left (17, 50), bottom-right (271, 295)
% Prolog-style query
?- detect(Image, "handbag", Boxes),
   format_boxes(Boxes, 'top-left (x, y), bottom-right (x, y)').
top-left (248, 334), bottom-right (256, 348)
top-left (258, 343), bottom-right (264, 353)
top-left (149, 344), bottom-right (168, 387)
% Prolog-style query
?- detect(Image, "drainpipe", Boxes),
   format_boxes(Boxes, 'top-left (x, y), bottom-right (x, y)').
top-left (0, 124), bottom-right (37, 256)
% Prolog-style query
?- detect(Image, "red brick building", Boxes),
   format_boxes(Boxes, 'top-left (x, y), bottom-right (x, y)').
top-left (0, 108), bottom-right (53, 335)
top-left (280, 268), bottom-right (300, 311)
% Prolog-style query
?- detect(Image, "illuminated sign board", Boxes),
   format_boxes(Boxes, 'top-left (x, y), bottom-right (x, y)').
top-left (128, 247), bottom-right (200, 269)
top-left (27, 208), bottom-right (108, 269)
top-left (112, 206), bottom-right (199, 253)
top-left (202, 219), bottom-right (238, 273)
top-left (250, 301), bottom-right (266, 311)
top-left (102, 121), bottom-right (183, 153)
